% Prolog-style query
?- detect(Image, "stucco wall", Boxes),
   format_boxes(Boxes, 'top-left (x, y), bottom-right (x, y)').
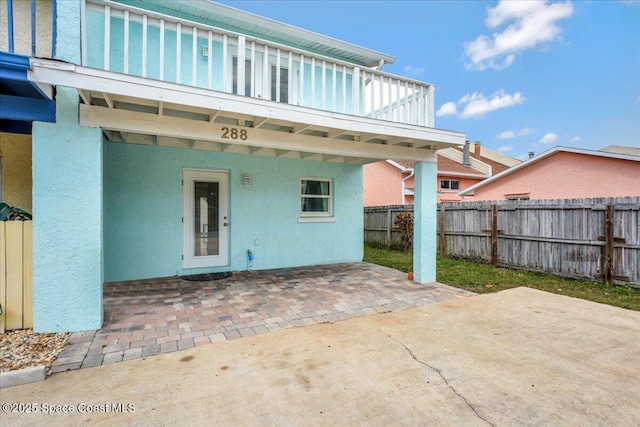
top-left (0, 132), bottom-right (32, 212)
top-left (31, 1), bottom-right (104, 333)
top-left (0, 0), bottom-right (53, 57)
top-left (363, 162), bottom-right (404, 206)
top-left (103, 142), bottom-right (364, 282)
top-left (471, 151), bottom-right (640, 200)
top-left (437, 176), bottom-right (482, 203)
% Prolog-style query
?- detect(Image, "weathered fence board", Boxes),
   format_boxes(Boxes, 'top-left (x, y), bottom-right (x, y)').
top-left (364, 197), bottom-right (640, 287)
top-left (0, 221), bottom-right (33, 332)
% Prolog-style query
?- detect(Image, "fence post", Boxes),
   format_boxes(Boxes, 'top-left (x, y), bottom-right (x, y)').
top-left (604, 204), bottom-right (614, 286)
top-left (386, 206), bottom-right (393, 246)
top-left (439, 205), bottom-right (446, 257)
top-left (491, 204), bottom-right (498, 266)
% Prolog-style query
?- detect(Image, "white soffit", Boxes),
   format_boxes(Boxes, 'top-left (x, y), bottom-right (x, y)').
top-left (29, 59), bottom-right (465, 163)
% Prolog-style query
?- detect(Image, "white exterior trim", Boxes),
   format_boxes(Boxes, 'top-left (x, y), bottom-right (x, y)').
top-left (28, 59), bottom-right (465, 163)
top-left (182, 169), bottom-right (229, 269)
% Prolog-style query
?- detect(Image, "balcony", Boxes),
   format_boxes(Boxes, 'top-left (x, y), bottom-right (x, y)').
top-left (82, 0), bottom-right (435, 128)
top-left (4, 0), bottom-right (464, 162)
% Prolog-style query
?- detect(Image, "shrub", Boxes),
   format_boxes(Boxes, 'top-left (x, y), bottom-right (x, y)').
top-left (394, 211), bottom-right (414, 252)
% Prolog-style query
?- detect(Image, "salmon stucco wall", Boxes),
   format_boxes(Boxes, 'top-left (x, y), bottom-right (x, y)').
top-left (470, 151), bottom-right (640, 200)
top-left (437, 176), bottom-right (482, 202)
top-left (364, 162), bottom-right (406, 206)
top-left (0, 132), bottom-right (32, 212)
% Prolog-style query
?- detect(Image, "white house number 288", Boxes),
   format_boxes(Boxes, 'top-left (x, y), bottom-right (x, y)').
top-left (221, 127), bottom-right (248, 141)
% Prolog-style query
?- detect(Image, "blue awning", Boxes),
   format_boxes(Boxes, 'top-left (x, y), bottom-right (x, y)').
top-left (0, 51), bottom-right (55, 134)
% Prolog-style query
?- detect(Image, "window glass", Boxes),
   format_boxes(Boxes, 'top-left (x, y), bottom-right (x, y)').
top-left (441, 180), bottom-right (459, 190)
top-left (300, 179), bottom-right (331, 215)
top-left (271, 65), bottom-right (289, 103)
top-left (232, 56), bottom-right (252, 96)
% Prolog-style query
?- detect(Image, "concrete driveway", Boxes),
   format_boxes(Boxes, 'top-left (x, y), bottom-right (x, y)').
top-left (2, 287), bottom-right (639, 426)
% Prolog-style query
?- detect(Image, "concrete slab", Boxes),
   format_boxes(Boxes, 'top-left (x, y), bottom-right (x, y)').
top-left (1, 287), bottom-right (638, 426)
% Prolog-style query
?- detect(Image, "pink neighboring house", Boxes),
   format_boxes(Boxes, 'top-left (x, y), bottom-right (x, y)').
top-left (458, 146), bottom-right (640, 201)
top-left (364, 142), bottom-right (518, 206)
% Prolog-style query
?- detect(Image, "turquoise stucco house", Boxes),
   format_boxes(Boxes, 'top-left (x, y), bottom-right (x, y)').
top-left (1, 0), bottom-right (465, 332)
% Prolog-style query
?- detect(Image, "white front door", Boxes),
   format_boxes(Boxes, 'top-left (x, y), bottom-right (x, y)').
top-left (182, 169), bottom-right (229, 269)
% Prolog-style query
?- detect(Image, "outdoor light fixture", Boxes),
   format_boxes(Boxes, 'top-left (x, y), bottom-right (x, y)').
top-left (243, 174), bottom-right (251, 187)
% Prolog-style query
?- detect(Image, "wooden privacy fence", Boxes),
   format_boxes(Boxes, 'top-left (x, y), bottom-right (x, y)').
top-left (364, 197), bottom-right (640, 288)
top-left (0, 221), bottom-right (33, 332)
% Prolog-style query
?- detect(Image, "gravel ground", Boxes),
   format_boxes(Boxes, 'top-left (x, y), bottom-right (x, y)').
top-left (1, 329), bottom-right (70, 376)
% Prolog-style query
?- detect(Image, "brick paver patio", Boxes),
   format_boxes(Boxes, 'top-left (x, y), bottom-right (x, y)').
top-left (51, 263), bottom-right (473, 373)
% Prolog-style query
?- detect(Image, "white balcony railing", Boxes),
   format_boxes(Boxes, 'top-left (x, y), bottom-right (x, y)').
top-left (83, 0), bottom-right (435, 127)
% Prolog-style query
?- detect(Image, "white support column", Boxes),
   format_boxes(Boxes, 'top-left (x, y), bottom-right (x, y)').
top-left (352, 67), bottom-right (360, 115)
top-left (263, 45), bottom-right (270, 99)
top-left (123, 10), bottom-right (129, 74)
top-left (251, 42), bottom-right (256, 97)
top-left (142, 15), bottom-right (148, 77)
top-left (413, 153), bottom-right (438, 283)
top-left (207, 31), bottom-right (213, 89)
top-left (332, 63), bottom-right (337, 111)
top-left (238, 36), bottom-right (246, 96)
top-left (192, 27), bottom-right (198, 86)
top-left (310, 57), bottom-right (316, 107)
top-left (299, 53), bottom-right (305, 106)
top-left (159, 19), bottom-right (165, 80)
top-left (176, 23), bottom-right (181, 84)
top-left (222, 34), bottom-right (228, 92)
top-left (275, 48), bottom-right (281, 102)
top-left (287, 51), bottom-right (293, 104)
top-left (321, 60), bottom-right (326, 110)
top-left (103, 5), bottom-right (110, 70)
top-left (427, 84), bottom-right (435, 127)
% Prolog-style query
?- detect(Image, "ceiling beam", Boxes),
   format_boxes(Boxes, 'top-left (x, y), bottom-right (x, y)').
top-left (80, 105), bottom-right (439, 162)
top-left (29, 59), bottom-right (465, 147)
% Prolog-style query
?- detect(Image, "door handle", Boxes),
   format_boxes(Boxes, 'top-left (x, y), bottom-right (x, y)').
top-left (223, 222), bottom-right (228, 226)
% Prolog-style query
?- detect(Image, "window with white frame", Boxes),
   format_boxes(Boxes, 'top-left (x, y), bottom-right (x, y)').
top-left (300, 178), bottom-right (332, 217)
top-left (440, 179), bottom-right (460, 190)
top-left (232, 56), bottom-right (252, 97)
top-left (270, 64), bottom-right (289, 103)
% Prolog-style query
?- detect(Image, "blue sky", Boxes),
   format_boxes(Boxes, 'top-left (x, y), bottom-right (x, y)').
top-left (218, 0), bottom-right (640, 160)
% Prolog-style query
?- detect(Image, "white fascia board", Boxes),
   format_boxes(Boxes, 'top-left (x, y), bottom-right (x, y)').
top-left (81, 104), bottom-right (440, 162)
top-left (386, 159), bottom-right (412, 172)
top-left (28, 59), bottom-right (464, 148)
top-left (438, 148), bottom-right (491, 175)
top-left (129, 0), bottom-right (395, 66)
top-left (478, 146), bottom-right (521, 167)
top-left (438, 170), bottom-right (489, 179)
top-left (458, 145), bottom-right (640, 196)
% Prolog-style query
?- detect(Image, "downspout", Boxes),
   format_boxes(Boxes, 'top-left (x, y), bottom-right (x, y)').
top-left (402, 169), bottom-right (414, 205)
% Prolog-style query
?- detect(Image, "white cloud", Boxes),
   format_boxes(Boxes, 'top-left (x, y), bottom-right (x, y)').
top-left (436, 101), bottom-right (457, 117)
top-left (518, 127), bottom-right (533, 136)
top-left (464, 0), bottom-right (574, 70)
top-left (540, 132), bottom-right (559, 144)
top-left (497, 130), bottom-right (516, 139)
top-left (570, 135), bottom-right (582, 143)
top-left (438, 90), bottom-right (525, 119)
top-left (497, 144), bottom-right (514, 152)
top-left (403, 65), bottom-right (425, 77)
top-left (459, 90), bottom-right (525, 118)
top-left (496, 127), bottom-right (533, 139)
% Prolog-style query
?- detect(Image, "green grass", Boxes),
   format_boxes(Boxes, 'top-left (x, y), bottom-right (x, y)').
top-left (364, 244), bottom-right (640, 311)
